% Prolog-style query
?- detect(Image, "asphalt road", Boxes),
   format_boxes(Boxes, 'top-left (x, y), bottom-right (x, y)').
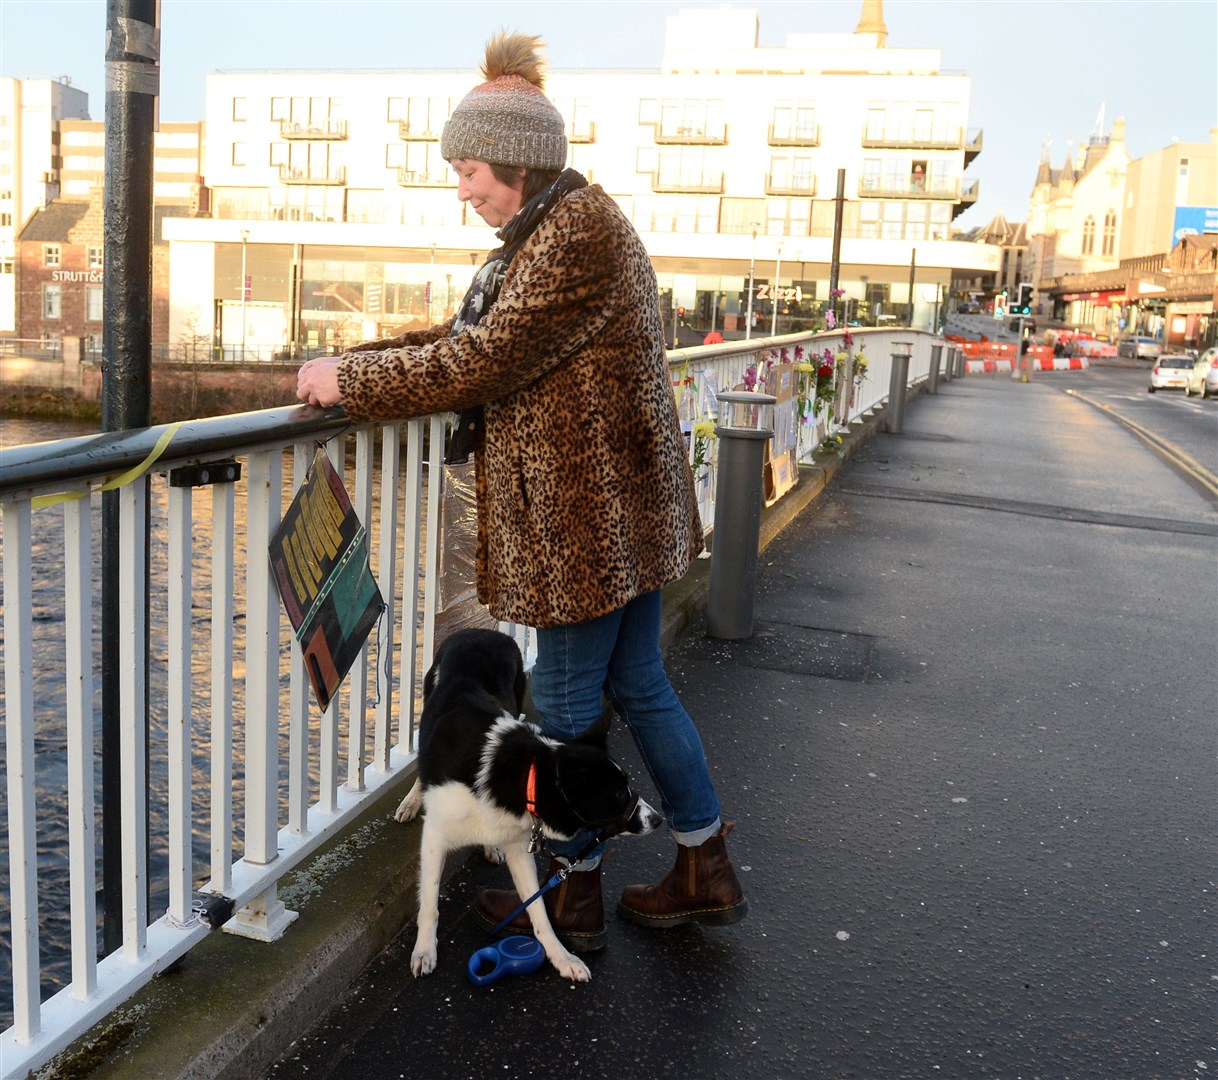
top-left (1068, 364), bottom-right (1218, 476)
top-left (265, 369), bottom-right (1217, 1080)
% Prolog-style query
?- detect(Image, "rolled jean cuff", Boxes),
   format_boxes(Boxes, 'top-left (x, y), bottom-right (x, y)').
top-left (674, 818), bottom-right (722, 848)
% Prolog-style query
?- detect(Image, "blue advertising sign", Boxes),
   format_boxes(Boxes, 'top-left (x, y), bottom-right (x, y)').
top-left (1172, 206), bottom-right (1218, 247)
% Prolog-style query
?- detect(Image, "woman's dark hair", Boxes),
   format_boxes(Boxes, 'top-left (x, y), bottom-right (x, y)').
top-left (490, 163), bottom-right (563, 204)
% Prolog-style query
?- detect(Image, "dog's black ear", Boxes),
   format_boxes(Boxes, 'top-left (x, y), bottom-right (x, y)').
top-left (575, 702), bottom-right (615, 748)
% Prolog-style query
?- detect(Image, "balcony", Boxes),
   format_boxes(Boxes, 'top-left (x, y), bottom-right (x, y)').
top-left (397, 122), bottom-right (439, 142)
top-left (765, 173), bottom-right (817, 197)
top-left (952, 179), bottom-right (980, 219)
top-left (567, 122), bottom-right (596, 144)
top-left (861, 127), bottom-right (964, 150)
top-left (768, 123), bottom-right (820, 147)
top-left (653, 123), bottom-right (728, 146)
top-left (278, 164), bottom-right (347, 185)
top-left (397, 168), bottom-right (455, 188)
top-left (651, 170), bottom-right (724, 194)
top-left (858, 178), bottom-right (961, 201)
top-left (279, 120), bottom-right (348, 140)
top-left (964, 128), bottom-right (984, 167)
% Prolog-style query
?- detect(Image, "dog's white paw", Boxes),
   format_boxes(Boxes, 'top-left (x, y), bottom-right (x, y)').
top-left (552, 952), bottom-right (591, 983)
top-left (394, 784), bottom-right (422, 823)
top-left (411, 947), bottom-right (437, 977)
top-left (482, 845), bottom-right (504, 865)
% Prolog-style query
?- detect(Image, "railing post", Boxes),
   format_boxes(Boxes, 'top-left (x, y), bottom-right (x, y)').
top-left (885, 342), bottom-right (912, 434)
top-left (707, 391), bottom-right (776, 640)
top-left (928, 342), bottom-right (943, 394)
top-left (101, 0), bottom-right (159, 957)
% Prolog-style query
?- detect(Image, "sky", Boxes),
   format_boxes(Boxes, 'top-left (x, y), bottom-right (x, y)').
top-left (0, 0), bottom-right (1214, 228)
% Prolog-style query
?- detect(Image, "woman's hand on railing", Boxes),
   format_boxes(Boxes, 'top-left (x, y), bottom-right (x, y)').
top-left (297, 356), bottom-right (343, 408)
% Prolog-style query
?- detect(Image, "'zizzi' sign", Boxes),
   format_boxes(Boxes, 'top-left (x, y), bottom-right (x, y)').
top-left (754, 284), bottom-right (803, 302)
top-left (51, 270), bottom-right (104, 283)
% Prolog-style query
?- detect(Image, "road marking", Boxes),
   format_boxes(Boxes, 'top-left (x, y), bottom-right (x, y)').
top-left (1064, 389), bottom-right (1218, 500)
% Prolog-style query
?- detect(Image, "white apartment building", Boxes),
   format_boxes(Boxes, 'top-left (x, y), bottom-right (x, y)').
top-left (0, 77), bottom-right (90, 332)
top-left (59, 119), bottom-right (206, 206)
top-left (163, 3), bottom-right (1000, 359)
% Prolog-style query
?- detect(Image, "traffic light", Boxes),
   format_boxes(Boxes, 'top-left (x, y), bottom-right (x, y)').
top-left (1010, 283), bottom-right (1034, 316)
top-left (993, 292), bottom-right (1007, 320)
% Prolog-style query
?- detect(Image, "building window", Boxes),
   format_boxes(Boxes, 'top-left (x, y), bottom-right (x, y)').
top-left (764, 197), bottom-right (810, 237)
top-left (0, 212), bottom-right (10, 227)
top-left (87, 245), bottom-right (103, 269)
top-left (0, 258), bottom-right (14, 274)
top-left (865, 107), bottom-right (886, 141)
top-left (1081, 215), bottom-right (1096, 256)
top-left (861, 158), bottom-right (882, 192)
top-left (719, 197), bottom-right (765, 235)
top-left (269, 141), bottom-right (288, 167)
top-left (387, 96), bottom-right (405, 122)
top-left (768, 152), bottom-right (814, 193)
top-left (232, 142), bottom-right (247, 167)
top-left (44, 244), bottom-right (61, 267)
top-left (771, 102), bottom-right (817, 142)
top-left (43, 283), bottom-right (62, 319)
top-left (232, 97), bottom-right (247, 122)
top-left (1102, 210), bottom-right (1116, 257)
top-left (270, 97), bottom-right (288, 121)
top-left (631, 195), bottom-right (719, 234)
top-left (86, 284), bottom-right (103, 322)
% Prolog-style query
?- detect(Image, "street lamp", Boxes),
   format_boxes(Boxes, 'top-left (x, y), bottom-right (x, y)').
top-left (745, 223), bottom-right (758, 340)
top-left (240, 228), bottom-right (250, 361)
top-left (771, 242), bottom-right (783, 337)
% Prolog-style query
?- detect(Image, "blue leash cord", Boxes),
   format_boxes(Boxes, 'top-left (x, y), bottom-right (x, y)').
top-left (466, 831), bottom-right (604, 986)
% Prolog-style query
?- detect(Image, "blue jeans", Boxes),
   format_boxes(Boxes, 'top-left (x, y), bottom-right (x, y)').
top-left (530, 590), bottom-right (722, 866)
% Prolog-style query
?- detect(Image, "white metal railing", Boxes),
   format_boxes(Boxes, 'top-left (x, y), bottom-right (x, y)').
top-left (0, 329), bottom-right (939, 1076)
top-left (0, 408), bottom-right (480, 1077)
top-left (669, 328), bottom-right (939, 527)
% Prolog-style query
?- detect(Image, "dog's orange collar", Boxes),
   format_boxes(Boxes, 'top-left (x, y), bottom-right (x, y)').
top-left (526, 760), bottom-right (539, 815)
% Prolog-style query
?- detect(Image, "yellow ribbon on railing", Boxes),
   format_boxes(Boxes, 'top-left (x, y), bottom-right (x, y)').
top-left (30, 421), bottom-right (185, 509)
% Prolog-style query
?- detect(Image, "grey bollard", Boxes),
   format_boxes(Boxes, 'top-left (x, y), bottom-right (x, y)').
top-left (885, 344), bottom-right (912, 434)
top-left (954, 345), bottom-right (965, 378)
top-left (707, 390), bottom-right (776, 640)
top-left (928, 343), bottom-right (943, 394)
top-left (943, 343), bottom-right (955, 382)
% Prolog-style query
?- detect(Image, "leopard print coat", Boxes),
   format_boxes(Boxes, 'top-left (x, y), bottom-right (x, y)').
top-left (336, 185), bottom-right (703, 628)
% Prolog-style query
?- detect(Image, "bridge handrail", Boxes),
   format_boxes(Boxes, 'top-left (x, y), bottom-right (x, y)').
top-left (0, 327), bottom-right (941, 1077)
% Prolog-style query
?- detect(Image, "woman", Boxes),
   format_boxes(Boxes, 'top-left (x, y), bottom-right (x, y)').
top-left (297, 31), bottom-right (747, 952)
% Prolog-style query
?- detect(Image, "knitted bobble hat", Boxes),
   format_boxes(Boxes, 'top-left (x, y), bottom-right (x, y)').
top-left (440, 32), bottom-right (568, 170)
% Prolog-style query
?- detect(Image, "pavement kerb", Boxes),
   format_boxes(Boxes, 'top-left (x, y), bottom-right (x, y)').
top-left (34, 396), bottom-right (898, 1080)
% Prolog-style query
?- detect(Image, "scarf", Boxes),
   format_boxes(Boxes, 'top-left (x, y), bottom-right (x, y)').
top-left (444, 168), bottom-right (588, 464)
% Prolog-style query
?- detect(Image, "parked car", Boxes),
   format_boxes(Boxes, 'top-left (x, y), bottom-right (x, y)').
top-left (1118, 335), bottom-right (1163, 360)
top-left (1147, 353), bottom-right (1195, 392)
top-left (1184, 347), bottom-right (1218, 398)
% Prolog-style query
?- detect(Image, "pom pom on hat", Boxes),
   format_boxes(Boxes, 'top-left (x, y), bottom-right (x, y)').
top-left (441, 31), bottom-right (568, 170)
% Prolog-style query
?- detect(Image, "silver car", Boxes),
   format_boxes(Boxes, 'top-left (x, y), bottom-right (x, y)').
top-left (1119, 335), bottom-right (1163, 361)
top-left (1147, 354), bottom-right (1195, 393)
top-left (1183, 347), bottom-right (1218, 399)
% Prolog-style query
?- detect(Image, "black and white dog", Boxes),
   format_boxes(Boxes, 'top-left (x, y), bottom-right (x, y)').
top-left (394, 628), bottom-right (663, 982)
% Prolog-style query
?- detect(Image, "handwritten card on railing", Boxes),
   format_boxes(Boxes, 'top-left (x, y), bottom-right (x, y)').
top-left (269, 448), bottom-right (385, 711)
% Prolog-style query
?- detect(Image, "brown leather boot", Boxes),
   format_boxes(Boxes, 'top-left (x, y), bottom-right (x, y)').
top-left (616, 823), bottom-right (749, 929)
top-left (474, 858), bottom-right (607, 953)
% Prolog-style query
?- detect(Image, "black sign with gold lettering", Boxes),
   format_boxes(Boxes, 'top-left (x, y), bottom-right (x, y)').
top-left (269, 448), bottom-right (385, 711)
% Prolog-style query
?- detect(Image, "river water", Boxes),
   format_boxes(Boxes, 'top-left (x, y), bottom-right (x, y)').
top-left (0, 417), bottom-right (414, 1029)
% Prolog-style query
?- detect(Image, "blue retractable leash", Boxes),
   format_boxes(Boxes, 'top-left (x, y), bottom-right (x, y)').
top-left (466, 830), bottom-right (604, 987)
